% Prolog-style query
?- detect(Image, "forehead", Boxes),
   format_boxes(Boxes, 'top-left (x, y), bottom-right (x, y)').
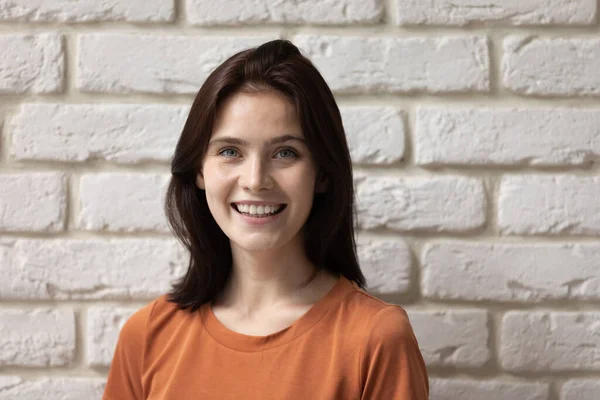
top-left (211, 90), bottom-right (303, 139)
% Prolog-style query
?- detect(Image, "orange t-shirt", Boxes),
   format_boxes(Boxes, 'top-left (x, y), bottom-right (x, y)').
top-left (103, 276), bottom-right (429, 399)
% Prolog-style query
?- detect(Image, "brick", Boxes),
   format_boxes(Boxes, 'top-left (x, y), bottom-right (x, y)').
top-left (430, 379), bottom-right (550, 400)
top-left (9, 103), bottom-right (188, 163)
top-left (87, 307), bottom-right (139, 367)
top-left (77, 34), bottom-right (271, 94)
top-left (355, 176), bottom-right (486, 232)
top-left (341, 107), bottom-right (405, 164)
top-left (0, 377), bottom-right (105, 400)
top-left (0, 173), bottom-right (66, 232)
top-left (0, 238), bottom-right (186, 300)
top-left (79, 173), bottom-right (171, 232)
top-left (0, 309), bottom-right (75, 366)
top-left (0, 34), bottom-right (63, 93)
top-left (503, 36), bottom-right (600, 96)
top-left (415, 108), bottom-right (600, 166)
top-left (357, 239), bottom-right (411, 294)
top-left (408, 310), bottom-right (490, 367)
top-left (501, 311), bottom-right (600, 371)
top-left (499, 175), bottom-right (600, 236)
top-left (561, 380), bottom-right (600, 400)
top-left (0, 0), bottom-right (174, 22)
top-left (294, 35), bottom-right (489, 93)
top-left (395, 0), bottom-right (596, 26)
top-left (186, 0), bottom-right (383, 24)
top-left (422, 242), bottom-right (600, 302)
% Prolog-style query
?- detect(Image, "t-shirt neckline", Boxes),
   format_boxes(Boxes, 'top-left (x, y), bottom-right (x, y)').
top-left (200, 275), bottom-right (353, 352)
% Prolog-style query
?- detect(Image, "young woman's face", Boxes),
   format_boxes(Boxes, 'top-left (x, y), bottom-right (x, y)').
top-left (197, 90), bottom-right (325, 253)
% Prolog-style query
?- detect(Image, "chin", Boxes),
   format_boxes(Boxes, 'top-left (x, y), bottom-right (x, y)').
top-left (232, 240), bottom-right (283, 253)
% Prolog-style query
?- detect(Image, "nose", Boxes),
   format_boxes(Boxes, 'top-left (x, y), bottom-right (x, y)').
top-left (240, 154), bottom-right (273, 192)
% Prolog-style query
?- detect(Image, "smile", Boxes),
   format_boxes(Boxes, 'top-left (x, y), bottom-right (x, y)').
top-left (231, 203), bottom-right (287, 218)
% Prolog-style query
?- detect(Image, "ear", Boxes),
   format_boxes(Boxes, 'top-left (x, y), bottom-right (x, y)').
top-left (195, 173), bottom-right (205, 190)
top-left (315, 171), bottom-right (328, 194)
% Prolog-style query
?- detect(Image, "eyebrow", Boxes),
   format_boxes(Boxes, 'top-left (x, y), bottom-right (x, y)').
top-left (208, 134), bottom-right (305, 147)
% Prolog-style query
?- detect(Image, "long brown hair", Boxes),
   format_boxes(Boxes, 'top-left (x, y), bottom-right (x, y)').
top-left (164, 39), bottom-right (365, 312)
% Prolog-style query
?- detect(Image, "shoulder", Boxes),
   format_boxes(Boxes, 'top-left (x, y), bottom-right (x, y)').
top-left (356, 304), bottom-right (429, 398)
top-left (343, 283), bottom-right (411, 330)
top-left (338, 283), bottom-right (429, 397)
top-left (339, 283), bottom-right (416, 347)
top-left (342, 284), bottom-right (416, 346)
top-left (120, 294), bottom-right (202, 355)
top-left (362, 305), bottom-right (414, 349)
top-left (104, 295), bottom-right (193, 399)
top-left (118, 294), bottom-right (182, 340)
top-left (116, 297), bottom-right (160, 344)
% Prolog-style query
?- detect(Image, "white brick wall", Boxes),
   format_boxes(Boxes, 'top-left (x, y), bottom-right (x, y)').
top-left (0, 0), bottom-right (174, 22)
top-left (87, 307), bottom-right (138, 367)
top-left (0, 377), bottom-right (106, 399)
top-left (415, 108), bottom-right (600, 166)
top-left (0, 34), bottom-right (64, 93)
top-left (355, 175), bottom-right (486, 232)
top-left (503, 36), bottom-right (600, 96)
top-left (429, 379), bottom-right (550, 400)
top-left (0, 309), bottom-right (75, 366)
top-left (77, 35), bottom-right (272, 94)
top-left (9, 104), bottom-right (189, 162)
top-left (501, 311), bottom-right (600, 371)
top-left (78, 173), bottom-right (171, 232)
top-left (0, 238), bottom-right (187, 300)
top-left (357, 239), bottom-right (412, 294)
top-left (0, 173), bottom-right (67, 232)
top-left (395, 0), bottom-right (596, 26)
top-left (186, 0), bottom-right (383, 25)
top-left (561, 380), bottom-right (600, 400)
top-left (409, 310), bottom-right (490, 367)
top-left (422, 242), bottom-right (600, 301)
top-left (294, 35), bottom-right (490, 93)
top-left (1, 0), bottom-right (598, 398)
top-left (499, 175), bottom-right (600, 235)
top-left (341, 107), bottom-right (406, 164)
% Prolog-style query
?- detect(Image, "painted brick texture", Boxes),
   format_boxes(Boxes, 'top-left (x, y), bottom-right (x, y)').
top-left (0, 0), bottom-right (598, 398)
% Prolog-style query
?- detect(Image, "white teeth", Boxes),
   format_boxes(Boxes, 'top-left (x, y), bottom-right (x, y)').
top-left (235, 204), bottom-right (282, 216)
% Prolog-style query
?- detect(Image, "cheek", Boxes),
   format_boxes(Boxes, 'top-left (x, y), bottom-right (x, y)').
top-left (287, 168), bottom-right (317, 200)
top-left (205, 181), bottom-right (228, 205)
top-left (202, 162), bottom-right (231, 189)
top-left (298, 165), bottom-right (318, 189)
top-left (202, 173), bottom-right (230, 207)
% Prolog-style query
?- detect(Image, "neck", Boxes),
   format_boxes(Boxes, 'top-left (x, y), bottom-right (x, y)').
top-left (214, 235), bottom-right (327, 317)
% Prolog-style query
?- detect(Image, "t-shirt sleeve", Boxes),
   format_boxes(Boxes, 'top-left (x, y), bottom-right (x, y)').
top-left (359, 305), bottom-right (429, 400)
top-left (103, 301), bottom-right (156, 400)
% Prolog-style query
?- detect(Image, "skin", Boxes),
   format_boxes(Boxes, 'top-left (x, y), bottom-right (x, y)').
top-left (196, 89), bottom-right (338, 331)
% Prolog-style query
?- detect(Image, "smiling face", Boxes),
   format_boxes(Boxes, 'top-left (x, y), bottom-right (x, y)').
top-left (196, 89), bottom-right (326, 254)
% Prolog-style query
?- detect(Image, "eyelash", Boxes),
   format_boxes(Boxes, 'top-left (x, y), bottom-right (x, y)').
top-left (217, 148), bottom-right (298, 159)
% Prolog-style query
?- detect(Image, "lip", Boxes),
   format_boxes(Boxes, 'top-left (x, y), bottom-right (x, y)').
top-left (231, 201), bottom-right (285, 206)
top-left (230, 203), bottom-right (286, 226)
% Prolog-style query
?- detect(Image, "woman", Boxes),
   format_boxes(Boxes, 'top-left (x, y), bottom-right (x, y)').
top-left (103, 39), bottom-right (429, 400)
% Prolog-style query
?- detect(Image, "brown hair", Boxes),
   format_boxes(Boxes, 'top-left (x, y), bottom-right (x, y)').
top-left (164, 39), bottom-right (365, 312)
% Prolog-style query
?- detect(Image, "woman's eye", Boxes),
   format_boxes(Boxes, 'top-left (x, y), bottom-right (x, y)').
top-left (219, 148), bottom-right (239, 158)
top-left (275, 149), bottom-right (297, 159)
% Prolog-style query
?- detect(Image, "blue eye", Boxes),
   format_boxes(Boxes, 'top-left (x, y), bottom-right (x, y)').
top-left (219, 148), bottom-right (239, 158)
top-left (276, 149), bottom-right (297, 159)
